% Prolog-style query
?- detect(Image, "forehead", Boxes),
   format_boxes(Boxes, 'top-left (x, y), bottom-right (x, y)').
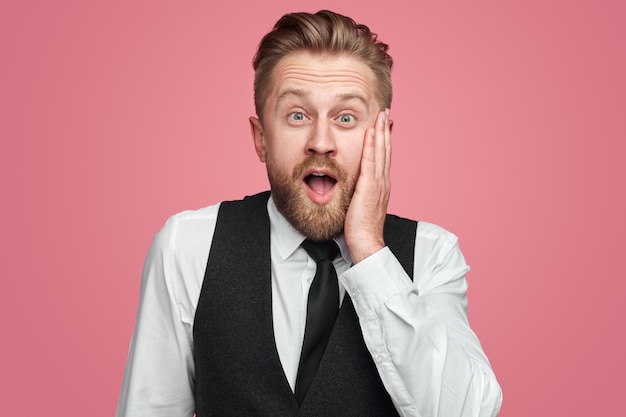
top-left (269, 52), bottom-right (378, 105)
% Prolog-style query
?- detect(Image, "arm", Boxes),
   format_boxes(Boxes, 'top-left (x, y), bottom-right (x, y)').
top-left (342, 110), bottom-right (502, 416)
top-left (340, 231), bottom-right (502, 417)
top-left (116, 216), bottom-right (197, 417)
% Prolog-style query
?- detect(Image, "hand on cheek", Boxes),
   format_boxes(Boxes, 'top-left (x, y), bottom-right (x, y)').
top-left (344, 109), bottom-right (392, 264)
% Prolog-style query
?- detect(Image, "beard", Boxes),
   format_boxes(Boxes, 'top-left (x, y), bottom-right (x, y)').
top-left (267, 155), bottom-right (356, 242)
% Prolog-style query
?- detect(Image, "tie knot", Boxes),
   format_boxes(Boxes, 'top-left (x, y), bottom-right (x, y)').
top-left (301, 239), bottom-right (340, 263)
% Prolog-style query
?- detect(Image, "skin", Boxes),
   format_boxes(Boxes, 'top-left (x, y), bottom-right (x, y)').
top-left (250, 51), bottom-right (392, 264)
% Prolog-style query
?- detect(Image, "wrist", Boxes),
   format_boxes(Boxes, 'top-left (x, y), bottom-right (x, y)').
top-left (349, 240), bottom-right (385, 264)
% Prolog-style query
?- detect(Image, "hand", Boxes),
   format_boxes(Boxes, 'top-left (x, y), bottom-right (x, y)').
top-left (344, 109), bottom-right (392, 264)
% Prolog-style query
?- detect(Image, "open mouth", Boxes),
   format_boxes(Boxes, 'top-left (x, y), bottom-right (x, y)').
top-left (304, 172), bottom-right (337, 195)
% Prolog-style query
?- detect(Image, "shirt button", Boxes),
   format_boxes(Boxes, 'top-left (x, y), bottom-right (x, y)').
top-left (375, 355), bottom-right (383, 363)
top-left (350, 289), bottom-right (359, 298)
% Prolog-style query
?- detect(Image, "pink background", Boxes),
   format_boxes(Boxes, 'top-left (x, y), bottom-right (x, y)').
top-left (1, 0), bottom-right (624, 415)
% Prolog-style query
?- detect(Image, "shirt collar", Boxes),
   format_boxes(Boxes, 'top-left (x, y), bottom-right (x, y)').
top-left (267, 195), bottom-right (352, 264)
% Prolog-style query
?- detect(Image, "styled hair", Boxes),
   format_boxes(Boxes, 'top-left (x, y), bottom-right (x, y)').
top-left (252, 10), bottom-right (393, 119)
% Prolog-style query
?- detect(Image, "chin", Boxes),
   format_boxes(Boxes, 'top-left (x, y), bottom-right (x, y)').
top-left (274, 188), bottom-right (348, 242)
top-left (267, 155), bottom-right (355, 241)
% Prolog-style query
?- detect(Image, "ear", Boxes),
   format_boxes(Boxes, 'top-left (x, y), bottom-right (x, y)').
top-left (389, 119), bottom-right (394, 133)
top-left (249, 116), bottom-right (266, 162)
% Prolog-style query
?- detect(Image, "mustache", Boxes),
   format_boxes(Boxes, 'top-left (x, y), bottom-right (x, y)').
top-left (292, 155), bottom-right (347, 181)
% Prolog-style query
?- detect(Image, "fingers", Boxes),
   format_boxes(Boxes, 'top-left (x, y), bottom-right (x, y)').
top-left (345, 109), bottom-right (392, 263)
top-left (361, 110), bottom-right (389, 173)
top-left (370, 109), bottom-right (391, 179)
top-left (385, 109), bottom-right (393, 177)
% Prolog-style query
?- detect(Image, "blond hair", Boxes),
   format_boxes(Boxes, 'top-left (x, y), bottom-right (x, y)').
top-left (252, 10), bottom-right (393, 119)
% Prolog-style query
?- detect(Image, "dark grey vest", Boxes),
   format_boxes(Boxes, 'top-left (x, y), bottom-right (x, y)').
top-left (193, 191), bottom-right (417, 416)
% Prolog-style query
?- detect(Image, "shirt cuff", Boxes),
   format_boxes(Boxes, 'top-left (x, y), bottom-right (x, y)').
top-left (339, 246), bottom-right (413, 314)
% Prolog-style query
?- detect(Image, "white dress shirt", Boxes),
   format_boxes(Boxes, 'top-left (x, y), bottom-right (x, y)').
top-left (116, 196), bottom-right (502, 417)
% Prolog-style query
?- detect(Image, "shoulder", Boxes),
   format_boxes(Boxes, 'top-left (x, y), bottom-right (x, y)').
top-left (415, 221), bottom-right (459, 252)
top-left (163, 203), bottom-right (222, 236)
top-left (148, 202), bottom-right (222, 265)
top-left (414, 221), bottom-right (462, 266)
top-left (413, 221), bottom-right (469, 294)
top-left (141, 202), bottom-right (223, 319)
top-left (386, 214), bottom-right (459, 255)
top-left (150, 192), bottom-right (270, 256)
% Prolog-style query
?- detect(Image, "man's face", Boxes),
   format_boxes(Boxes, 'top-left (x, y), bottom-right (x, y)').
top-left (250, 51), bottom-right (381, 241)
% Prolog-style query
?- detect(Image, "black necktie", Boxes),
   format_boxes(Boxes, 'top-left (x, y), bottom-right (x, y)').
top-left (295, 239), bottom-right (341, 404)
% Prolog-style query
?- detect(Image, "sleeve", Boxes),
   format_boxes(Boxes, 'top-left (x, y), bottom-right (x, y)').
top-left (116, 217), bottom-right (196, 417)
top-left (339, 224), bottom-right (502, 417)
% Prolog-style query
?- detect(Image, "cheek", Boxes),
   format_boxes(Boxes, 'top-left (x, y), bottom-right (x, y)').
top-left (265, 142), bottom-right (300, 174)
top-left (342, 145), bottom-right (364, 179)
top-left (267, 142), bottom-right (300, 165)
top-left (347, 157), bottom-right (363, 179)
top-left (343, 133), bottom-right (366, 161)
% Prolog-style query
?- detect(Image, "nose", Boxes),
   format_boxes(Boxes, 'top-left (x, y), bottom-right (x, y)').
top-left (305, 120), bottom-right (337, 156)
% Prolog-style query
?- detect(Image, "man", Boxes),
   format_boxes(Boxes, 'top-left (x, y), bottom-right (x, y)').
top-left (117, 10), bottom-right (502, 417)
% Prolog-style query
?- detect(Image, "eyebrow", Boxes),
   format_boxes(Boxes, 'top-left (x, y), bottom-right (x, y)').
top-left (277, 88), bottom-right (368, 106)
top-left (277, 88), bottom-right (308, 102)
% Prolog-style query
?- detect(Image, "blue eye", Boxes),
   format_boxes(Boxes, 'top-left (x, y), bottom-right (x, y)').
top-left (338, 114), bottom-right (354, 123)
top-left (289, 112), bottom-right (307, 121)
